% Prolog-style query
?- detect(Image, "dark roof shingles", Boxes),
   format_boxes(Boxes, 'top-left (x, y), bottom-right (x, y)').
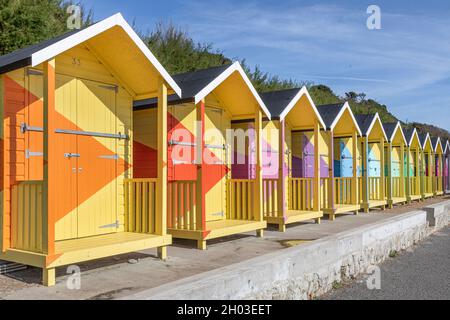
top-left (316, 103), bottom-right (345, 129)
top-left (259, 88), bottom-right (301, 118)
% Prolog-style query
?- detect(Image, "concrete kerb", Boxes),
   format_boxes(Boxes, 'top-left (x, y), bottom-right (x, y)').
top-left (423, 199), bottom-right (450, 227)
top-left (120, 203), bottom-right (449, 300)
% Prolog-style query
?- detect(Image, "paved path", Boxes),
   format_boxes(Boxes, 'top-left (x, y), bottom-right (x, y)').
top-left (323, 227), bottom-right (450, 300)
top-left (1, 196), bottom-right (448, 300)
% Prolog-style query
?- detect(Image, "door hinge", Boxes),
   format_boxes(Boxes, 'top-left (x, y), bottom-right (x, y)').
top-left (99, 221), bottom-right (120, 229)
top-left (99, 154), bottom-right (119, 160)
top-left (98, 84), bottom-right (119, 93)
top-left (26, 150), bottom-right (43, 158)
top-left (211, 212), bottom-right (224, 217)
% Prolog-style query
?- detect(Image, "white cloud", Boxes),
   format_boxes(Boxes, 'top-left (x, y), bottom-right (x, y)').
top-left (174, 0), bottom-right (450, 130)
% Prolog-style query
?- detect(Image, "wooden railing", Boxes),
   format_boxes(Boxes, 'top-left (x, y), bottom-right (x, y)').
top-left (320, 178), bottom-right (330, 210)
top-left (409, 176), bottom-right (420, 196)
top-left (424, 176), bottom-right (433, 194)
top-left (434, 176), bottom-right (443, 193)
top-left (11, 181), bottom-right (44, 253)
top-left (334, 178), bottom-right (353, 205)
top-left (263, 179), bottom-right (279, 219)
top-left (227, 180), bottom-right (255, 221)
top-left (124, 179), bottom-right (157, 234)
top-left (288, 178), bottom-right (314, 211)
top-left (368, 177), bottom-right (382, 201)
top-left (167, 180), bottom-right (197, 231)
top-left (359, 177), bottom-right (383, 203)
top-left (391, 177), bottom-right (403, 198)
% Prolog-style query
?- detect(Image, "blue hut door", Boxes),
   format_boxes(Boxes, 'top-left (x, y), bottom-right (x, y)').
top-left (368, 143), bottom-right (381, 177)
top-left (337, 139), bottom-right (353, 178)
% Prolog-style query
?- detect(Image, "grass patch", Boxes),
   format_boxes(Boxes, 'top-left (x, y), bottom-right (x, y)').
top-left (389, 250), bottom-right (399, 258)
top-left (332, 281), bottom-right (343, 290)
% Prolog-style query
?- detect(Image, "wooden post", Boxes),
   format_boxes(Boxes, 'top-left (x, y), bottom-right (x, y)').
top-left (352, 130), bottom-right (358, 206)
top-left (406, 146), bottom-right (411, 203)
top-left (313, 121), bottom-right (321, 213)
top-left (0, 74), bottom-right (4, 252)
top-left (387, 142), bottom-right (393, 207)
top-left (42, 59), bottom-right (56, 286)
top-left (255, 108), bottom-right (264, 237)
top-left (277, 120), bottom-right (286, 231)
top-left (196, 100), bottom-right (206, 249)
top-left (420, 150), bottom-right (425, 199)
top-left (43, 59), bottom-right (56, 257)
top-left (430, 152), bottom-right (434, 196)
top-left (380, 137), bottom-right (385, 203)
top-left (439, 153), bottom-right (443, 193)
top-left (415, 147), bottom-right (420, 197)
top-left (362, 137), bottom-right (369, 212)
top-left (328, 131), bottom-right (335, 219)
top-left (156, 78), bottom-right (168, 259)
top-left (400, 143), bottom-right (405, 198)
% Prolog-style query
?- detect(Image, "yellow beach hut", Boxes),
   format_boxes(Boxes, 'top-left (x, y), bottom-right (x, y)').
top-left (419, 133), bottom-right (434, 199)
top-left (382, 122), bottom-right (408, 208)
top-left (0, 13), bottom-right (181, 286)
top-left (355, 113), bottom-right (388, 212)
top-left (403, 128), bottom-right (423, 203)
top-left (258, 87), bottom-right (326, 232)
top-left (133, 63), bottom-right (270, 250)
top-left (431, 137), bottom-right (444, 196)
top-left (445, 140), bottom-right (450, 194)
top-left (317, 102), bottom-right (362, 220)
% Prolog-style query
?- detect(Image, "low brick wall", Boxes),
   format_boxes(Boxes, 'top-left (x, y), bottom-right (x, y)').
top-left (123, 201), bottom-right (450, 300)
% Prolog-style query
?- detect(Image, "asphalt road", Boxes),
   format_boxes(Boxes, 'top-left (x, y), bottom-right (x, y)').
top-left (323, 227), bottom-right (450, 300)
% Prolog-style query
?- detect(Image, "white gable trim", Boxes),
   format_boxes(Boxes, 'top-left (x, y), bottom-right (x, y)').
top-left (407, 128), bottom-right (421, 148)
top-left (194, 61), bottom-right (271, 119)
top-left (30, 13), bottom-right (181, 97)
top-left (445, 140), bottom-right (450, 154)
top-left (366, 113), bottom-right (388, 141)
top-left (278, 86), bottom-right (326, 129)
top-left (387, 122), bottom-right (407, 144)
top-left (330, 102), bottom-right (362, 136)
top-left (433, 137), bottom-right (443, 153)
top-left (421, 133), bottom-right (431, 150)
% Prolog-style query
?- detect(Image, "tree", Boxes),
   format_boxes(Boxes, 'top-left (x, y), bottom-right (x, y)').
top-left (0, 0), bottom-right (92, 55)
top-left (142, 21), bottom-right (231, 75)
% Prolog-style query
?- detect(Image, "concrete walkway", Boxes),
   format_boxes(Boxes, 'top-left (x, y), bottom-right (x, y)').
top-left (322, 227), bottom-right (450, 300)
top-left (0, 196), bottom-right (448, 300)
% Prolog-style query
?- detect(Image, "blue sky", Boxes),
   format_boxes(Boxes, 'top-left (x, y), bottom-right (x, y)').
top-left (81, 0), bottom-right (450, 131)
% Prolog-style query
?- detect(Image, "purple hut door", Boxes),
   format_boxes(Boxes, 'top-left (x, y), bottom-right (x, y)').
top-left (303, 134), bottom-right (315, 178)
top-left (445, 155), bottom-right (449, 190)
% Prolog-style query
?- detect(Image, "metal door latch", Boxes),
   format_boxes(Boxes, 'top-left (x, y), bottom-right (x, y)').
top-left (65, 153), bottom-right (81, 158)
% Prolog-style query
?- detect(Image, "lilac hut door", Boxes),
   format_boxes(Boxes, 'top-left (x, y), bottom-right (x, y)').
top-left (302, 133), bottom-right (315, 178)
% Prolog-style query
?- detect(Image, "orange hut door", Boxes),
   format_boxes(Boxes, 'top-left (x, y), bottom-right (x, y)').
top-left (54, 77), bottom-right (119, 240)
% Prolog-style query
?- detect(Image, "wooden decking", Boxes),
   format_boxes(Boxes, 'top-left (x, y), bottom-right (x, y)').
top-left (390, 197), bottom-right (407, 205)
top-left (0, 232), bottom-right (172, 269)
top-left (423, 192), bottom-right (434, 199)
top-left (366, 200), bottom-right (387, 209)
top-left (266, 210), bottom-right (323, 232)
top-left (168, 219), bottom-right (267, 249)
top-left (324, 204), bottom-right (361, 220)
top-left (408, 194), bottom-right (422, 202)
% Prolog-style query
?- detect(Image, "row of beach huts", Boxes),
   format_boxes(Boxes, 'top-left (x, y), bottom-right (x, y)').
top-left (0, 14), bottom-right (448, 286)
